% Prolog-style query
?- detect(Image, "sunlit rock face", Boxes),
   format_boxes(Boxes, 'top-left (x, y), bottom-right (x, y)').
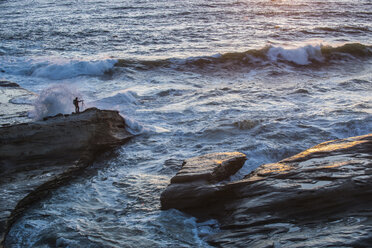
top-left (162, 134), bottom-right (372, 247)
top-left (0, 108), bottom-right (132, 246)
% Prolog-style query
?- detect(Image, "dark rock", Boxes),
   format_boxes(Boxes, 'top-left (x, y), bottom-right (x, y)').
top-left (0, 81), bottom-right (20, 88)
top-left (291, 88), bottom-right (310, 94)
top-left (0, 108), bottom-right (133, 247)
top-left (233, 119), bottom-right (259, 130)
top-left (161, 134), bottom-right (372, 247)
top-left (160, 152), bottom-right (247, 210)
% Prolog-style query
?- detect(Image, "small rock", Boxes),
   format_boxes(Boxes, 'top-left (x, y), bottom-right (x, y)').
top-left (0, 81), bottom-right (20, 88)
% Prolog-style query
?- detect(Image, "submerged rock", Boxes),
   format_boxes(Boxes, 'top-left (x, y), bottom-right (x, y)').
top-left (0, 108), bottom-right (133, 247)
top-left (161, 134), bottom-right (372, 247)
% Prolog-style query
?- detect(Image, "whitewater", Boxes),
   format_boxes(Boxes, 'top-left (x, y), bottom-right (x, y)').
top-left (1, 0), bottom-right (371, 247)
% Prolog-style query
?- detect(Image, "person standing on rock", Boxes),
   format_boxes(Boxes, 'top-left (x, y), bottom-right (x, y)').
top-left (73, 97), bottom-right (83, 113)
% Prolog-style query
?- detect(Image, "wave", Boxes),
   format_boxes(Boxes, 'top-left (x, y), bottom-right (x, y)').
top-left (0, 58), bottom-right (117, 80)
top-left (31, 59), bottom-right (117, 80)
top-left (1, 43), bottom-right (370, 80)
top-left (98, 90), bottom-right (138, 106)
top-left (315, 26), bottom-right (371, 34)
top-left (321, 43), bottom-right (372, 59)
top-left (115, 43), bottom-right (372, 70)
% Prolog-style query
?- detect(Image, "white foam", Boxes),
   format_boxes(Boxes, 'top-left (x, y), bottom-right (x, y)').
top-left (95, 90), bottom-right (171, 135)
top-left (197, 219), bottom-right (220, 237)
top-left (183, 217), bottom-right (210, 247)
top-left (121, 116), bottom-right (148, 135)
top-left (29, 84), bottom-right (82, 120)
top-left (267, 45), bottom-right (324, 65)
top-left (9, 96), bottom-right (36, 105)
top-left (122, 115), bottom-right (171, 136)
top-left (152, 126), bottom-right (171, 133)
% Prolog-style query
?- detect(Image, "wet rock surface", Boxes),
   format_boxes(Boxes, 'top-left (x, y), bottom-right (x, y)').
top-left (0, 108), bottom-right (133, 246)
top-left (161, 134), bottom-right (372, 247)
top-left (160, 152), bottom-right (247, 210)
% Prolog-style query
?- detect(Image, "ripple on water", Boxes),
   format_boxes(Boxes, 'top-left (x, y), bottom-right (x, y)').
top-left (5, 157), bottom-right (214, 247)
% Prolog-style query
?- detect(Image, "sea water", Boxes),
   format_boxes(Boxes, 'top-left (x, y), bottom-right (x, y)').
top-left (1, 0), bottom-right (371, 247)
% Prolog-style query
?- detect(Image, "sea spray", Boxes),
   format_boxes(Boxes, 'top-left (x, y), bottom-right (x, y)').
top-left (267, 45), bottom-right (324, 65)
top-left (29, 84), bottom-right (83, 120)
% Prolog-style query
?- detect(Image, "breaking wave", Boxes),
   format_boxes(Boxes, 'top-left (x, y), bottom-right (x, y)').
top-left (1, 58), bottom-right (117, 80)
top-left (31, 59), bottom-right (117, 80)
top-left (115, 43), bottom-right (372, 69)
top-left (98, 90), bottom-right (138, 106)
top-left (1, 43), bottom-right (370, 80)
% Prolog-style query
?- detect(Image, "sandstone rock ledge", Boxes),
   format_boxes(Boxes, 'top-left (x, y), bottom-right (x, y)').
top-left (0, 108), bottom-right (133, 247)
top-left (161, 134), bottom-right (372, 247)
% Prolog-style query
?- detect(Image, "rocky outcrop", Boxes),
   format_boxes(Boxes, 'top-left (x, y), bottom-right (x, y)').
top-left (161, 152), bottom-right (247, 210)
top-left (161, 134), bottom-right (372, 247)
top-left (0, 108), bottom-right (133, 247)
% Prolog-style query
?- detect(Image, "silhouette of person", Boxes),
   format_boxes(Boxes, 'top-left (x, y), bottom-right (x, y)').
top-left (73, 97), bottom-right (82, 113)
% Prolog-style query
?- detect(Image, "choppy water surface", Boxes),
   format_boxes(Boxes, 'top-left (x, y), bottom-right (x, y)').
top-left (1, 0), bottom-right (371, 247)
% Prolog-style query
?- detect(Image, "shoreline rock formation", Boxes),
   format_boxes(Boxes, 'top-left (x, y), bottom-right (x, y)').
top-left (161, 152), bottom-right (247, 211)
top-left (161, 134), bottom-right (372, 247)
top-left (0, 108), bottom-right (133, 247)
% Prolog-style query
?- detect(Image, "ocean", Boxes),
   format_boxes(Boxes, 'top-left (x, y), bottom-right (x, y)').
top-left (1, 0), bottom-right (371, 247)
